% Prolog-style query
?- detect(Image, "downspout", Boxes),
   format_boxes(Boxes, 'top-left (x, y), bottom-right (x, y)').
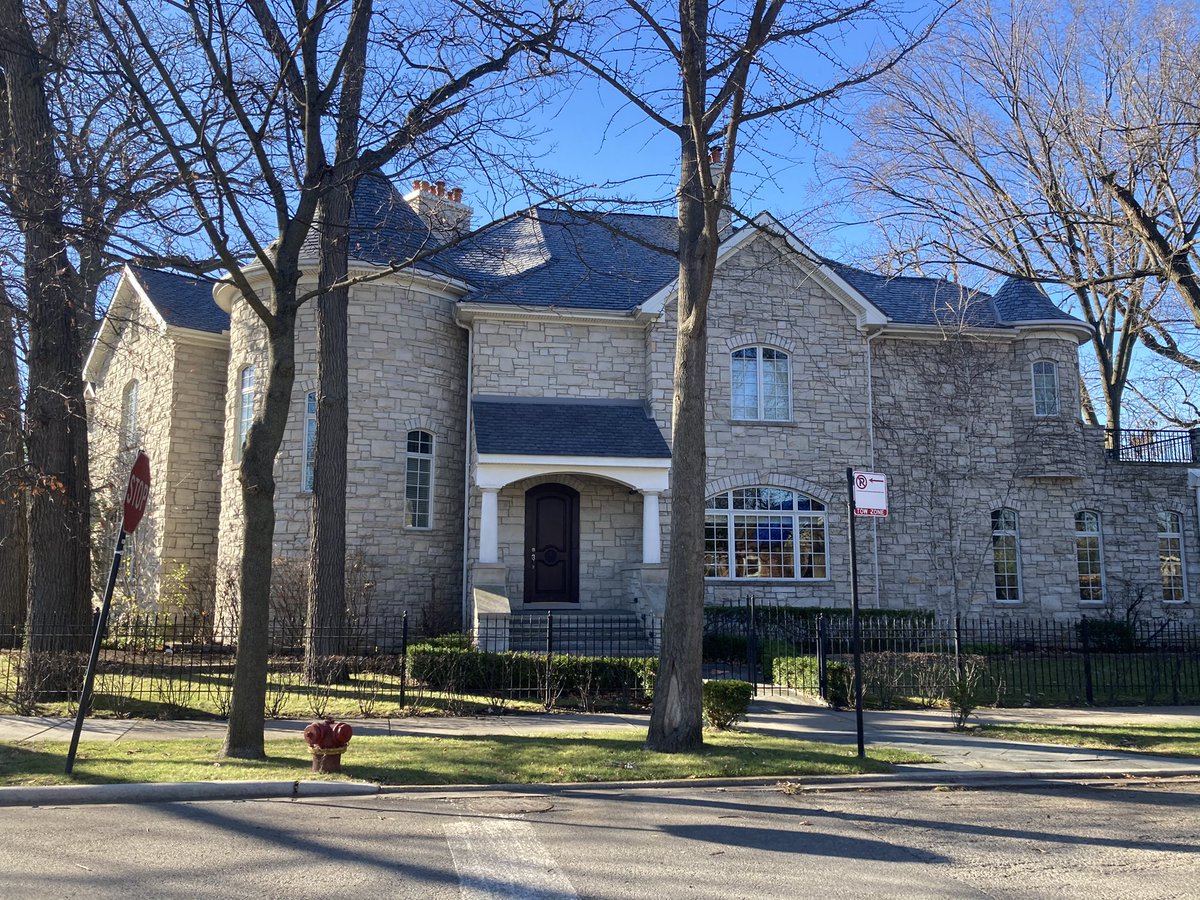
top-left (458, 317), bottom-right (474, 629)
top-left (866, 327), bottom-right (882, 609)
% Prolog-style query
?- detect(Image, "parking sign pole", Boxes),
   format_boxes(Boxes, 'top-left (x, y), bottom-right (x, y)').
top-left (845, 467), bottom-right (865, 759)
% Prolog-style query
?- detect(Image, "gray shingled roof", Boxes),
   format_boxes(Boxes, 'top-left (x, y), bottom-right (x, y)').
top-left (301, 171), bottom-right (459, 277)
top-left (992, 277), bottom-right (1082, 324)
top-left (432, 203), bottom-right (1083, 328)
top-left (129, 266), bottom-right (228, 334)
top-left (473, 397), bottom-right (672, 458)
top-left (434, 208), bottom-right (677, 311)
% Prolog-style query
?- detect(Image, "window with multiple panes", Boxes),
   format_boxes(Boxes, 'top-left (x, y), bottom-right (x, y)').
top-left (120, 379), bottom-right (139, 449)
top-left (731, 347), bottom-right (791, 421)
top-left (302, 391), bottom-right (317, 492)
top-left (405, 429), bottom-right (434, 529)
top-left (991, 508), bottom-right (1021, 602)
top-left (1159, 511), bottom-right (1187, 603)
top-left (1074, 510), bottom-right (1104, 604)
top-left (236, 365), bottom-right (254, 461)
top-left (1032, 360), bottom-right (1059, 416)
top-left (704, 487), bottom-right (826, 580)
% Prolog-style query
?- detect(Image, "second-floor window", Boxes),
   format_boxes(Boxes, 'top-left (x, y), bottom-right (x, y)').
top-left (731, 346), bottom-right (790, 421)
top-left (236, 365), bottom-right (254, 462)
top-left (120, 379), bottom-right (139, 449)
top-left (992, 508), bottom-right (1021, 602)
top-left (1159, 511), bottom-right (1187, 603)
top-left (302, 391), bottom-right (317, 492)
top-left (1032, 360), bottom-right (1059, 416)
top-left (1075, 510), bottom-right (1104, 604)
top-left (405, 429), bottom-right (434, 529)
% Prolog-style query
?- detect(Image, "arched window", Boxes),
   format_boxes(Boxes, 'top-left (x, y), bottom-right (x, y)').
top-left (705, 487), bottom-right (826, 580)
top-left (302, 391), bottom-right (317, 492)
top-left (731, 347), bottom-right (791, 421)
top-left (236, 365), bottom-right (254, 462)
top-left (405, 430), bottom-right (434, 529)
top-left (1032, 360), bottom-right (1059, 416)
top-left (1074, 510), bottom-right (1104, 604)
top-left (991, 508), bottom-right (1021, 602)
top-left (120, 379), bottom-right (139, 449)
top-left (1158, 511), bottom-right (1188, 603)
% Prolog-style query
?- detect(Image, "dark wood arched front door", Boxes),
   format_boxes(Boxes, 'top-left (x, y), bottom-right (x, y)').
top-left (523, 483), bottom-right (580, 604)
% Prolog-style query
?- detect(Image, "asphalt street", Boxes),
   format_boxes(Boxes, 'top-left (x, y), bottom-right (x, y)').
top-left (3, 779), bottom-right (1198, 899)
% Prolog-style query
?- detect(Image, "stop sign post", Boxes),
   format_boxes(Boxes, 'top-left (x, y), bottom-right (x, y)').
top-left (66, 451), bottom-right (151, 774)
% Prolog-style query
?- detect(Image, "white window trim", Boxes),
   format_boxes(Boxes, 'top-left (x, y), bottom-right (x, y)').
top-left (405, 430), bottom-right (435, 530)
top-left (991, 508), bottom-right (1023, 604)
top-left (236, 365), bottom-right (254, 462)
top-left (1074, 509), bottom-right (1105, 606)
top-left (121, 379), bottom-right (139, 450)
top-left (302, 390), bottom-right (317, 493)
top-left (729, 345), bottom-right (792, 422)
top-left (1158, 511), bottom-right (1189, 604)
top-left (1031, 360), bottom-right (1060, 417)
top-left (704, 486), bottom-right (830, 582)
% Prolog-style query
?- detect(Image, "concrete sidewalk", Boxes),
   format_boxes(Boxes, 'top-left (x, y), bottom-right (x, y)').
top-left (4, 696), bottom-right (1199, 780)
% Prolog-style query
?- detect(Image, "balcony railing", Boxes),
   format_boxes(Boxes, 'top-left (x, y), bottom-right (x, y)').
top-left (1106, 428), bottom-right (1197, 464)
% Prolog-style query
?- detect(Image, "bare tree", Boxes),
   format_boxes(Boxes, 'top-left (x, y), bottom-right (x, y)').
top-left (846, 0), bottom-right (1200, 430)
top-left (550, 0), bottom-right (943, 751)
top-left (0, 0), bottom-right (93, 656)
top-left (93, 0), bottom-right (576, 757)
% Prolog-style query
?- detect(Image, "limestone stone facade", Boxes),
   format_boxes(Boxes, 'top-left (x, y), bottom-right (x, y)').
top-left (88, 189), bottom-right (1200, 630)
top-left (85, 267), bottom-right (229, 611)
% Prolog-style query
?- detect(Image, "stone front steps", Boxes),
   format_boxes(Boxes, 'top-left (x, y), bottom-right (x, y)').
top-left (507, 610), bottom-right (657, 657)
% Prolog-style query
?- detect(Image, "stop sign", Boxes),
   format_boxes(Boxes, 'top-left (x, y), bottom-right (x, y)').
top-left (122, 451), bottom-right (151, 534)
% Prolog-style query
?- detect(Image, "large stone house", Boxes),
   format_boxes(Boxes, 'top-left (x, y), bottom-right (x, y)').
top-left (85, 172), bottom-right (1200, 633)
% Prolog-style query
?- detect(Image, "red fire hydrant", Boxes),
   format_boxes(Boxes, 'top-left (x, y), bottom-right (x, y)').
top-left (304, 718), bottom-right (353, 773)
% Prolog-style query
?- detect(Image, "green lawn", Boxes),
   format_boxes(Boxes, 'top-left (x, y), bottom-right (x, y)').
top-left (0, 729), bottom-right (929, 787)
top-left (977, 723), bottom-right (1200, 758)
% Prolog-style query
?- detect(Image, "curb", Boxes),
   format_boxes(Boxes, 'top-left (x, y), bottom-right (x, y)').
top-left (0, 779), bottom-right (380, 808)
top-left (3, 767), bottom-right (1199, 808)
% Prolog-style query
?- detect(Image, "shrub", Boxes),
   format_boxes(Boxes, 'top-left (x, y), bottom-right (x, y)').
top-left (406, 645), bottom-right (657, 708)
top-left (702, 680), bottom-right (754, 730)
top-left (1080, 617), bottom-right (1136, 652)
top-left (771, 656), bottom-right (852, 709)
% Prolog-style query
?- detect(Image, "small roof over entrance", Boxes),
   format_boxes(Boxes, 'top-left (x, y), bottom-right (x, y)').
top-left (472, 396), bottom-right (671, 492)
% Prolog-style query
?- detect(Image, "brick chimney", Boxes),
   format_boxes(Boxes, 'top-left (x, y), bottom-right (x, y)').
top-left (709, 146), bottom-right (732, 238)
top-left (404, 179), bottom-right (473, 246)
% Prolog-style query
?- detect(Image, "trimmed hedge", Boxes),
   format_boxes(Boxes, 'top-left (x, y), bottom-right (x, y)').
top-left (702, 680), bottom-right (754, 730)
top-left (407, 645), bottom-right (657, 706)
top-left (772, 655), bottom-right (852, 709)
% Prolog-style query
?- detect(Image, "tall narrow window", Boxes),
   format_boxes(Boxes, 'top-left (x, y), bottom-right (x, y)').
top-left (731, 347), bottom-right (791, 421)
top-left (302, 391), bottom-right (317, 492)
top-left (1075, 510), bottom-right (1104, 604)
top-left (236, 365), bottom-right (254, 462)
top-left (405, 430), bottom-right (434, 529)
top-left (1032, 360), bottom-right (1059, 416)
top-left (120, 379), bottom-right (139, 449)
top-left (991, 508), bottom-right (1021, 602)
top-left (1159, 511), bottom-right (1187, 603)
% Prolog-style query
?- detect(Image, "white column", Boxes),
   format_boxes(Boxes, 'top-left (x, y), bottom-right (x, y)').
top-left (641, 490), bottom-right (662, 565)
top-left (480, 488), bottom-right (499, 564)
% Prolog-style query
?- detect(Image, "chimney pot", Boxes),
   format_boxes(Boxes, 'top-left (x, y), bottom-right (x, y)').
top-left (412, 179), bottom-right (422, 191)
top-left (709, 146), bottom-right (723, 164)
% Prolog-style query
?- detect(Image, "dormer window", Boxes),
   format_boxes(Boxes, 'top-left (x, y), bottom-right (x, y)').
top-left (1032, 360), bottom-right (1059, 416)
top-left (731, 347), bottom-right (791, 421)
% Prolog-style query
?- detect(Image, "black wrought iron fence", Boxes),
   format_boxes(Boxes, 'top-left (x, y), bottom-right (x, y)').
top-left (699, 601), bottom-right (1200, 708)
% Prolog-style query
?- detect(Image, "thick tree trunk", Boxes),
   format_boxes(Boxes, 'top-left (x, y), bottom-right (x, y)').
top-left (0, 0), bottom-right (91, 662)
top-left (646, 0), bottom-right (717, 751)
top-left (0, 299), bottom-right (28, 636)
top-left (305, 182), bottom-right (352, 684)
top-left (221, 304), bottom-right (298, 759)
